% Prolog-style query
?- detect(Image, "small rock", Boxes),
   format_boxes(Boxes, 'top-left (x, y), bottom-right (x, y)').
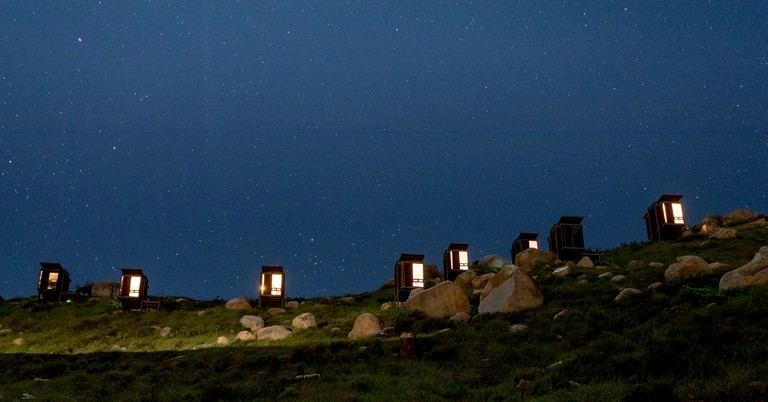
top-left (295, 373), bottom-right (321, 380)
top-left (380, 301), bottom-right (394, 310)
top-left (197, 311), bottom-right (206, 316)
top-left (216, 336), bottom-right (230, 345)
top-left (239, 315), bottom-right (265, 331)
top-left (576, 256), bottom-right (594, 268)
top-left (628, 260), bottom-right (646, 269)
top-left (552, 266), bottom-right (571, 277)
top-left (706, 302), bottom-right (718, 309)
top-left (257, 326), bottom-right (292, 341)
top-left (110, 344), bottom-right (127, 352)
top-left (285, 301), bottom-right (300, 309)
top-left (338, 296), bottom-right (356, 305)
top-left (610, 275), bottom-right (627, 283)
top-left (0, 329), bottom-right (12, 335)
top-left (268, 308), bottom-right (286, 315)
top-left (449, 312), bottom-right (471, 324)
top-left (598, 272), bottom-right (613, 280)
top-left (614, 288), bottom-right (642, 302)
top-left (509, 324), bottom-right (529, 333)
top-left (553, 309), bottom-right (568, 322)
top-left (647, 282), bottom-right (665, 293)
top-left (235, 331), bottom-right (256, 341)
top-left (12, 338), bottom-right (25, 346)
top-left (292, 312), bottom-right (317, 330)
top-left (159, 327), bottom-right (172, 337)
top-left (649, 262), bottom-right (665, 268)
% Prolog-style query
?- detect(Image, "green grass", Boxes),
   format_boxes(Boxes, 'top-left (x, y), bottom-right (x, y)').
top-left (1, 221), bottom-right (768, 401)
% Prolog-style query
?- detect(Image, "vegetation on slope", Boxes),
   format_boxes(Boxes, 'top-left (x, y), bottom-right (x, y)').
top-left (1, 221), bottom-right (767, 401)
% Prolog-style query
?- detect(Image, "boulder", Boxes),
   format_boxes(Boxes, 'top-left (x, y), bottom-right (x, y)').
top-left (515, 248), bottom-right (556, 273)
top-left (610, 275), bottom-right (627, 283)
top-left (648, 282), bottom-right (665, 293)
top-left (292, 312), bottom-right (317, 330)
top-left (614, 288), bottom-right (642, 302)
top-left (478, 265), bottom-right (544, 314)
top-left (380, 301), bottom-right (394, 310)
top-left (698, 214), bottom-right (722, 234)
top-left (710, 228), bottom-right (737, 239)
top-left (225, 297), bottom-right (251, 311)
top-left (268, 308), bottom-right (286, 315)
top-left (159, 327), bottom-right (172, 337)
top-left (0, 329), bottom-right (11, 335)
top-left (552, 266), bottom-right (570, 277)
top-left (509, 324), bottom-right (529, 333)
top-left (664, 255), bottom-right (713, 282)
top-left (449, 312), bottom-right (471, 324)
top-left (285, 301), bottom-right (300, 309)
top-left (239, 315), bottom-right (265, 331)
top-left (404, 281), bottom-right (470, 318)
top-left (348, 313), bottom-right (384, 339)
top-left (471, 273), bottom-right (495, 289)
top-left (338, 296), bottom-right (356, 305)
top-left (12, 338), bottom-right (25, 346)
top-left (576, 256), bottom-right (594, 268)
top-left (477, 254), bottom-right (505, 269)
top-left (235, 331), bottom-right (256, 341)
top-left (257, 326), bottom-right (292, 341)
top-left (598, 272), bottom-right (613, 280)
top-left (722, 209), bottom-right (760, 226)
top-left (628, 260), bottom-right (646, 269)
top-left (454, 270), bottom-right (478, 289)
top-left (719, 246), bottom-right (768, 289)
top-left (91, 281), bottom-right (119, 298)
top-left (216, 336), bottom-right (230, 345)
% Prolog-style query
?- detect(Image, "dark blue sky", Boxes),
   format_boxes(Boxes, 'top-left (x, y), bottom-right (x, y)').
top-left (2, 1), bottom-right (767, 300)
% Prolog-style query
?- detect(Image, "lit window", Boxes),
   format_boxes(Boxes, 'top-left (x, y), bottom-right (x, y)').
top-left (412, 263), bottom-right (424, 287)
top-left (671, 203), bottom-right (684, 224)
top-left (459, 251), bottom-right (469, 270)
top-left (271, 274), bottom-right (283, 295)
top-left (129, 276), bottom-right (142, 297)
top-left (47, 272), bottom-right (59, 290)
top-left (529, 240), bottom-right (539, 249)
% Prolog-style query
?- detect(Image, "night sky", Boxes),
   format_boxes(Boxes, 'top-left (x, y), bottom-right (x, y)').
top-left (2, 1), bottom-right (767, 300)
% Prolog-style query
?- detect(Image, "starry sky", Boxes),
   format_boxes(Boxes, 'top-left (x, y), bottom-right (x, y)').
top-left (2, 1), bottom-right (767, 300)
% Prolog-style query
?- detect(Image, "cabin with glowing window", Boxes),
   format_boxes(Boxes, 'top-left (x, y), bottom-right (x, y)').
top-left (645, 194), bottom-right (685, 241)
top-left (119, 268), bottom-right (149, 310)
top-left (37, 262), bottom-right (71, 302)
top-left (394, 253), bottom-right (425, 302)
top-left (259, 266), bottom-right (285, 308)
top-left (443, 243), bottom-right (469, 281)
top-left (548, 216), bottom-right (585, 261)
top-left (510, 233), bottom-right (539, 260)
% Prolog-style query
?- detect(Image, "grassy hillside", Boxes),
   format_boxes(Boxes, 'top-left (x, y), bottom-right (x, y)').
top-left (1, 220), bottom-right (768, 401)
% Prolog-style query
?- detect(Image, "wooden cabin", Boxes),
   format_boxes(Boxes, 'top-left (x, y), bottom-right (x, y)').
top-left (548, 216), bottom-right (585, 261)
top-left (443, 243), bottom-right (469, 281)
top-left (37, 262), bottom-right (71, 302)
top-left (259, 266), bottom-right (285, 308)
top-left (394, 254), bottom-right (425, 302)
top-left (645, 194), bottom-right (685, 241)
top-left (510, 233), bottom-right (539, 260)
top-left (118, 268), bottom-right (149, 310)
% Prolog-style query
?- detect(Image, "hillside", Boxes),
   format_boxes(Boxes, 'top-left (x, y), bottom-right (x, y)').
top-left (1, 216), bottom-right (768, 401)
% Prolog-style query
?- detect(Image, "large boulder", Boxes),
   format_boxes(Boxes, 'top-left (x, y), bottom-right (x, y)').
top-left (404, 281), bottom-right (470, 318)
top-left (722, 209), bottom-right (761, 226)
top-left (710, 228), bottom-right (737, 240)
top-left (239, 315), bottom-right (265, 331)
top-left (664, 255), bottom-right (713, 282)
top-left (576, 256), bottom-right (595, 268)
top-left (515, 248), bottom-right (555, 273)
top-left (225, 297), bottom-right (251, 311)
top-left (477, 254), bottom-right (505, 269)
top-left (471, 273), bottom-right (495, 289)
top-left (478, 265), bottom-right (544, 314)
top-left (257, 326), bottom-right (292, 341)
top-left (91, 282), bottom-right (119, 299)
top-left (720, 246), bottom-right (768, 289)
top-left (348, 313), bottom-right (383, 339)
top-left (292, 312), bottom-right (317, 330)
top-left (454, 271), bottom-right (478, 290)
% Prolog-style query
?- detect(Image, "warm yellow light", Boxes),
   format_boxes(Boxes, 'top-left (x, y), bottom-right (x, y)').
top-left (459, 251), bottom-right (469, 270)
top-left (671, 203), bottom-right (684, 224)
top-left (412, 263), bottom-right (424, 287)
top-left (529, 240), bottom-right (539, 249)
top-left (129, 276), bottom-right (142, 297)
top-left (271, 274), bottom-right (283, 295)
top-left (47, 272), bottom-right (59, 290)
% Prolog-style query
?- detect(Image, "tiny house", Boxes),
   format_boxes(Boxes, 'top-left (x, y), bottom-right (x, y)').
top-left (394, 254), bottom-right (425, 302)
top-left (510, 233), bottom-right (539, 260)
top-left (443, 243), bottom-right (469, 281)
top-left (119, 268), bottom-right (149, 310)
top-left (37, 262), bottom-right (71, 302)
top-left (644, 194), bottom-right (685, 241)
top-left (548, 216), bottom-right (585, 261)
top-left (259, 266), bottom-right (285, 308)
